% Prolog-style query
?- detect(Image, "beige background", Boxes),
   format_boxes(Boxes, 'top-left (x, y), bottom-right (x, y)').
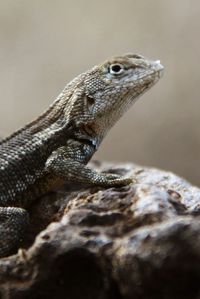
top-left (0, 0), bottom-right (199, 186)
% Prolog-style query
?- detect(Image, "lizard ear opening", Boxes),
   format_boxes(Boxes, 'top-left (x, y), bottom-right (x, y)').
top-left (85, 96), bottom-right (95, 112)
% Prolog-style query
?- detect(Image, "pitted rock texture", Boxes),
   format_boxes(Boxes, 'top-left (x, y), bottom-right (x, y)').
top-left (1, 162), bottom-right (200, 299)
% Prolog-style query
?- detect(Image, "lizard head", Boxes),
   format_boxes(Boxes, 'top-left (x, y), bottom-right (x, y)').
top-left (70, 53), bottom-right (164, 145)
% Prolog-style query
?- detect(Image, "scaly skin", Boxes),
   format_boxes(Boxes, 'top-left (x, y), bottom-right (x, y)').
top-left (0, 53), bottom-right (164, 257)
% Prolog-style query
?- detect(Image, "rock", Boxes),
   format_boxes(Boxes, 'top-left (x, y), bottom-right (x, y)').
top-left (0, 162), bottom-right (200, 299)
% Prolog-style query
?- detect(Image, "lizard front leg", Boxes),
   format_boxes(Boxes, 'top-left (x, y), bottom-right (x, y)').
top-left (0, 207), bottom-right (29, 257)
top-left (45, 139), bottom-right (132, 187)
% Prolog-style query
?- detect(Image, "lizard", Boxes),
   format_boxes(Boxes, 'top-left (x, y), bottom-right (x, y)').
top-left (0, 53), bottom-right (164, 257)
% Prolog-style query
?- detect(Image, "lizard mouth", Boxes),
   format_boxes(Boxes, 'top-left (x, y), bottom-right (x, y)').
top-left (143, 60), bottom-right (164, 86)
top-left (130, 65), bottom-right (163, 102)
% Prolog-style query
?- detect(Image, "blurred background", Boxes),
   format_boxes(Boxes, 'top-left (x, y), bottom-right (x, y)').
top-left (0, 0), bottom-right (199, 186)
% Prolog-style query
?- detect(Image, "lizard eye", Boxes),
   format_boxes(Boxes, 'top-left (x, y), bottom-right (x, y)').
top-left (109, 64), bottom-right (124, 75)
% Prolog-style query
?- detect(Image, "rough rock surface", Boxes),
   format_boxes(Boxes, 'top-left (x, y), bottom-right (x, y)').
top-left (1, 162), bottom-right (200, 299)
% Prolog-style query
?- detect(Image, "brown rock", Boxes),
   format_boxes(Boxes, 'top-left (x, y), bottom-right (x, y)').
top-left (0, 162), bottom-right (200, 299)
